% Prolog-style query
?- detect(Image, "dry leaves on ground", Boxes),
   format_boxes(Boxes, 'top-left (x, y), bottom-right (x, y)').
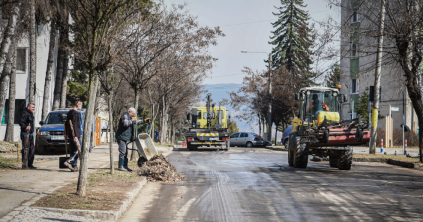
top-left (137, 154), bottom-right (185, 182)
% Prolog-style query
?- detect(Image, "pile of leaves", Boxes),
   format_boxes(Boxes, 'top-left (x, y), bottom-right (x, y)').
top-left (137, 155), bottom-right (185, 182)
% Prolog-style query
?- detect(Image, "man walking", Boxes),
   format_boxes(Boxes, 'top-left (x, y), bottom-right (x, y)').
top-left (19, 103), bottom-right (36, 169)
top-left (64, 101), bottom-right (83, 172)
top-left (115, 108), bottom-right (149, 171)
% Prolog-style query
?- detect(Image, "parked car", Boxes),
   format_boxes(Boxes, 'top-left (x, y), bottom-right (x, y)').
top-left (36, 109), bottom-right (89, 154)
top-left (229, 132), bottom-right (265, 148)
top-left (281, 125), bottom-right (292, 148)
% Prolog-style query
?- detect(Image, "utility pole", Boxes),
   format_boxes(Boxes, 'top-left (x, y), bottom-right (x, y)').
top-left (267, 53), bottom-right (272, 143)
top-left (369, 0), bottom-right (386, 154)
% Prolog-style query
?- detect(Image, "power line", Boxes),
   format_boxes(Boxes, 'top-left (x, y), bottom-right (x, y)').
top-left (219, 9), bottom-right (332, 27)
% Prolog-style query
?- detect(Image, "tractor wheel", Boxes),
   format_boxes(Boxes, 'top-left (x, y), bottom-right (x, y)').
top-left (338, 147), bottom-right (353, 170)
top-left (329, 156), bottom-right (338, 167)
top-left (187, 143), bottom-right (193, 151)
top-left (288, 146), bottom-right (294, 166)
top-left (293, 136), bottom-right (308, 168)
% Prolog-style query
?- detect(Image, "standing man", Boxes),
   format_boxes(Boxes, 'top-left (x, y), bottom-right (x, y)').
top-left (19, 103), bottom-right (36, 169)
top-left (115, 108), bottom-right (149, 171)
top-left (64, 101), bottom-right (83, 172)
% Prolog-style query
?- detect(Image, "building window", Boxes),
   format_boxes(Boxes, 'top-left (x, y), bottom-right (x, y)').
top-left (16, 48), bottom-right (27, 72)
top-left (2, 99), bottom-right (26, 124)
top-left (350, 43), bottom-right (358, 57)
top-left (351, 79), bottom-right (358, 94)
top-left (351, 11), bottom-right (359, 23)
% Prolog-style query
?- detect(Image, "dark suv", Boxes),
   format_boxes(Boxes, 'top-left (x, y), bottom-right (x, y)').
top-left (36, 109), bottom-right (85, 154)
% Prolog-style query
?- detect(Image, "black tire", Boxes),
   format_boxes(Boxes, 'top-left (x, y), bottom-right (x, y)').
top-left (293, 136), bottom-right (308, 168)
top-left (329, 156), bottom-right (338, 167)
top-left (338, 147), bottom-right (353, 170)
top-left (284, 140), bottom-right (288, 149)
top-left (137, 156), bottom-right (147, 167)
top-left (246, 142), bottom-right (253, 148)
top-left (225, 140), bottom-right (230, 151)
top-left (187, 142), bottom-right (192, 151)
top-left (288, 134), bottom-right (296, 167)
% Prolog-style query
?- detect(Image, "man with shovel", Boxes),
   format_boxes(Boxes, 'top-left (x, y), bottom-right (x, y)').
top-left (19, 103), bottom-right (36, 169)
top-left (64, 101), bottom-right (83, 172)
top-left (115, 108), bottom-right (150, 171)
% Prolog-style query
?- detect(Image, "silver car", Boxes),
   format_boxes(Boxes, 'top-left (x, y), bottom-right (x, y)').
top-left (229, 132), bottom-right (265, 148)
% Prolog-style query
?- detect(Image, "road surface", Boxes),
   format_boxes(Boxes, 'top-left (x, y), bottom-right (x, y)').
top-left (120, 147), bottom-right (423, 222)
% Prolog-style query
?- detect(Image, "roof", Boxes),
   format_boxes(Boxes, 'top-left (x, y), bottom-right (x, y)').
top-left (299, 87), bottom-right (339, 93)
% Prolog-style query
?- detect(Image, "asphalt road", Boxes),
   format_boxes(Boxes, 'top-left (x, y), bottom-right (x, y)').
top-left (120, 147), bottom-right (423, 222)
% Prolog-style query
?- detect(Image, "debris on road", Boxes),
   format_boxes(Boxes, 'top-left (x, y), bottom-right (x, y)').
top-left (0, 141), bottom-right (17, 153)
top-left (137, 155), bottom-right (185, 182)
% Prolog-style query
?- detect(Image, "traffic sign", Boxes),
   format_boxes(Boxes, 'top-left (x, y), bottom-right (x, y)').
top-left (391, 107), bottom-right (399, 111)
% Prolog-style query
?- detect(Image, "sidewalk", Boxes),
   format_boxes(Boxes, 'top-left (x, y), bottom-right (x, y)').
top-left (0, 143), bottom-right (172, 221)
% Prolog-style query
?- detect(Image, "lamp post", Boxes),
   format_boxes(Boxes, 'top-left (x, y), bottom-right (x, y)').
top-left (241, 51), bottom-right (272, 143)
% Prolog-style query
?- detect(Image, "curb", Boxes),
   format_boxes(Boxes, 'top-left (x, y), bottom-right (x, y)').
top-left (386, 159), bottom-right (422, 169)
top-left (265, 147), bottom-right (288, 151)
top-left (32, 177), bottom-right (147, 221)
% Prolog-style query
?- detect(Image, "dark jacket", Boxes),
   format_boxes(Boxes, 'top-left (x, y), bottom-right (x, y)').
top-left (116, 113), bottom-right (145, 141)
top-left (19, 108), bottom-right (35, 133)
top-left (65, 109), bottom-right (81, 138)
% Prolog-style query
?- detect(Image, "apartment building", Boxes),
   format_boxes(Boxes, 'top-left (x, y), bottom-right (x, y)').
top-left (339, 0), bottom-right (420, 133)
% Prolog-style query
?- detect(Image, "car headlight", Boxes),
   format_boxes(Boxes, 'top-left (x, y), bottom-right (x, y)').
top-left (40, 131), bottom-right (48, 135)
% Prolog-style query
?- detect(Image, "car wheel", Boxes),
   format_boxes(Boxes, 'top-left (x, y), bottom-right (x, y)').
top-left (246, 142), bottom-right (253, 148)
top-left (284, 140), bottom-right (288, 148)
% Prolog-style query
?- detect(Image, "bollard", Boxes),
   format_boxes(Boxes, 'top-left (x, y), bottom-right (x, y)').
top-left (404, 139), bottom-right (407, 155)
top-left (381, 139), bottom-right (384, 153)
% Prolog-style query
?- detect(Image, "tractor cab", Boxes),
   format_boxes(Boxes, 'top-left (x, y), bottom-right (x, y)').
top-left (295, 87), bottom-right (346, 128)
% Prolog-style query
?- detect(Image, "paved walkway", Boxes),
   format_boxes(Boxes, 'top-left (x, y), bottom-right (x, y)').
top-left (0, 143), bottom-right (172, 222)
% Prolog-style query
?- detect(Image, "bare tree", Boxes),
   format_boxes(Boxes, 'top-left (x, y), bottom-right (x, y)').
top-left (327, 0), bottom-right (423, 162)
top-left (66, 0), bottom-right (146, 196)
top-left (4, 41), bottom-right (17, 142)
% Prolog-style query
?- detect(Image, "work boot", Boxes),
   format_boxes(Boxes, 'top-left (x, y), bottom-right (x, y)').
top-left (73, 166), bottom-right (79, 171)
top-left (64, 162), bottom-right (75, 172)
top-left (28, 165), bottom-right (37, 169)
top-left (124, 157), bottom-right (133, 172)
top-left (117, 158), bottom-right (127, 171)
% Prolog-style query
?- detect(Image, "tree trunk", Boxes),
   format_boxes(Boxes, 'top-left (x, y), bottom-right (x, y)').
top-left (274, 125), bottom-right (278, 145)
top-left (94, 83), bottom-right (101, 117)
top-left (52, 33), bottom-right (65, 110)
top-left (60, 16), bottom-right (70, 109)
top-left (171, 121), bottom-right (175, 144)
top-left (29, 0), bottom-right (36, 104)
top-left (41, 19), bottom-right (57, 122)
top-left (0, 40), bottom-right (16, 128)
top-left (0, 2), bottom-right (20, 78)
top-left (4, 39), bottom-right (17, 142)
top-left (108, 90), bottom-right (114, 174)
top-left (77, 74), bottom-right (99, 197)
top-left (130, 86), bottom-right (139, 161)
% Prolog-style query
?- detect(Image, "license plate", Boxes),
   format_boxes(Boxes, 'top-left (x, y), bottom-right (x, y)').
top-left (51, 136), bottom-right (64, 140)
top-left (209, 137), bottom-right (218, 141)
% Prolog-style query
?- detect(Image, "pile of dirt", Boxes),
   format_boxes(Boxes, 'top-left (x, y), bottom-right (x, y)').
top-left (137, 155), bottom-right (185, 182)
top-left (0, 141), bottom-right (17, 153)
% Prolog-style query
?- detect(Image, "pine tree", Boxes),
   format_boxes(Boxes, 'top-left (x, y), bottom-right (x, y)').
top-left (325, 63), bottom-right (340, 88)
top-left (269, 0), bottom-right (314, 86)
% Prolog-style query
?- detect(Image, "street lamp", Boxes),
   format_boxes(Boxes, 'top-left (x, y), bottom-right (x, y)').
top-left (241, 51), bottom-right (273, 143)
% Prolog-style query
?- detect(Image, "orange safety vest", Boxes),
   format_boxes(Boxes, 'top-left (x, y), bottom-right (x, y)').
top-left (307, 101), bottom-right (329, 112)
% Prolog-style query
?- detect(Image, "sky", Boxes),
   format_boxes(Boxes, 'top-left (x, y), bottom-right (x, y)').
top-left (163, 0), bottom-right (339, 135)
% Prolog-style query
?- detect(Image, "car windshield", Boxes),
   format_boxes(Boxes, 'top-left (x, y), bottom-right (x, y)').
top-left (306, 90), bottom-right (337, 121)
top-left (45, 113), bottom-right (67, 124)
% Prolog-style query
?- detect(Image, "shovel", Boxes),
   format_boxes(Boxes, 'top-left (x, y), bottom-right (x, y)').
top-left (69, 120), bottom-right (82, 160)
top-left (59, 124), bottom-right (69, 168)
top-left (22, 130), bottom-right (29, 169)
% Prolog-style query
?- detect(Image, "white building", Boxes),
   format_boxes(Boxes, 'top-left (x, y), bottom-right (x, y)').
top-left (0, 9), bottom-right (61, 142)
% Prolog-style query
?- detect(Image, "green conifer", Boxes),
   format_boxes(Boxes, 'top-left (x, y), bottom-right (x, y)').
top-left (269, 0), bottom-right (314, 86)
